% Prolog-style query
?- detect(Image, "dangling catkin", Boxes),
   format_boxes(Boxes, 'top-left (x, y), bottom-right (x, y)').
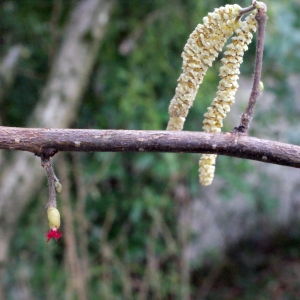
top-left (167, 4), bottom-right (242, 131)
top-left (199, 12), bottom-right (257, 186)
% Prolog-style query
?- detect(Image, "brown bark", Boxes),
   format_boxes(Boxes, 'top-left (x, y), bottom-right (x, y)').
top-left (238, 6), bottom-right (267, 132)
top-left (0, 0), bottom-right (113, 297)
top-left (0, 126), bottom-right (300, 168)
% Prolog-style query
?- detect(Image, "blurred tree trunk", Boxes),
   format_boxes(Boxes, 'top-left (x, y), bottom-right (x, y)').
top-left (0, 0), bottom-right (114, 297)
top-left (0, 45), bottom-right (24, 165)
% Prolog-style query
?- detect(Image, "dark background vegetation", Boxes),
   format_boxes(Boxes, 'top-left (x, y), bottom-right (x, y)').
top-left (1, 0), bottom-right (300, 299)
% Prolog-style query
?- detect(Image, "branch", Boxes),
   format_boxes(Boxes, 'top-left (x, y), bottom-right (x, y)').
top-left (41, 155), bottom-right (61, 208)
top-left (0, 126), bottom-right (300, 168)
top-left (238, 3), bottom-right (268, 132)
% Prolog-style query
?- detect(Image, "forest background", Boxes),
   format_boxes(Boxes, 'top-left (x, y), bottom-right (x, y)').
top-left (1, 0), bottom-right (300, 299)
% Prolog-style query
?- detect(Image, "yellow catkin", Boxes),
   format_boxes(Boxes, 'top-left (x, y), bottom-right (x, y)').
top-left (167, 4), bottom-right (242, 131)
top-left (199, 12), bottom-right (257, 186)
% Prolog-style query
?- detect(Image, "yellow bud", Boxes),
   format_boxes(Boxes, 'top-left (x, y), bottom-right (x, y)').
top-left (259, 81), bottom-right (264, 92)
top-left (54, 181), bottom-right (62, 194)
top-left (47, 207), bottom-right (60, 229)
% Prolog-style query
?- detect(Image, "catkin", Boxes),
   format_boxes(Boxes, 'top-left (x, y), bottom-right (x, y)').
top-left (167, 4), bottom-right (242, 131)
top-left (199, 12), bottom-right (257, 186)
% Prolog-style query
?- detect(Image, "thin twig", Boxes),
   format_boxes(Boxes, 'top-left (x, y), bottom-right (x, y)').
top-left (237, 4), bottom-right (268, 133)
top-left (238, 2), bottom-right (256, 16)
top-left (41, 156), bottom-right (58, 208)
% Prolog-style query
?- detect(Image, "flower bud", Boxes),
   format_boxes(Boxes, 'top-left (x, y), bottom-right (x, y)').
top-left (259, 81), bottom-right (264, 92)
top-left (54, 181), bottom-right (62, 194)
top-left (47, 207), bottom-right (60, 229)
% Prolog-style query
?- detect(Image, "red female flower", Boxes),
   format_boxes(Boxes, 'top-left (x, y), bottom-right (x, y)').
top-left (46, 228), bottom-right (62, 242)
top-left (46, 207), bottom-right (62, 242)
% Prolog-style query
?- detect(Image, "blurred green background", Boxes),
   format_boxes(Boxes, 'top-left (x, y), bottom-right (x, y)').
top-left (1, 0), bottom-right (300, 299)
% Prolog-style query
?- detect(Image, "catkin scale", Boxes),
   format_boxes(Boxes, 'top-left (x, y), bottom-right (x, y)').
top-left (199, 12), bottom-right (257, 186)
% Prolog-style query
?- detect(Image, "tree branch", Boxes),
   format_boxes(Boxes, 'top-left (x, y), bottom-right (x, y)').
top-left (238, 4), bottom-right (267, 132)
top-left (0, 126), bottom-right (300, 168)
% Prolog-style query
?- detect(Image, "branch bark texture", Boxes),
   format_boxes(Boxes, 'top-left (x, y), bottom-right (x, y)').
top-left (0, 126), bottom-right (300, 168)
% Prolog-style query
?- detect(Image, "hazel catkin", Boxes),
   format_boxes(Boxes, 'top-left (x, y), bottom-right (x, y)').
top-left (199, 12), bottom-right (257, 186)
top-left (167, 4), bottom-right (242, 131)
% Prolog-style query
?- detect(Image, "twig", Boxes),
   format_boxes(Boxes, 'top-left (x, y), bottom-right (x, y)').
top-left (237, 3), bottom-right (268, 133)
top-left (41, 155), bottom-right (59, 208)
top-left (1, 127), bottom-right (300, 168)
top-left (238, 2), bottom-right (256, 16)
